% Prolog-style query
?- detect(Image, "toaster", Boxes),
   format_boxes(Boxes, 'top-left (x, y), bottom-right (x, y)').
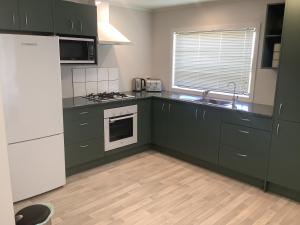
top-left (146, 79), bottom-right (162, 92)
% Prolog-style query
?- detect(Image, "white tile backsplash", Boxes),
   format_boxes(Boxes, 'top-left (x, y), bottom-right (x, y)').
top-left (98, 81), bottom-right (109, 93)
top-left (72, 67), bottom-right (119, 97)
top-left (73, 83), bottom-right (86, 97)
top-left (72, 69), bottom-right (85, 83)
top-left (109, 80), bottom-right (119, 92)
top-left (108, 68), bottom-right (119, 81)
top-left (98, 68), bottom-right (109, 81)
top-left (86, 82), bottom-right (98, 95)
top-left (86, 68), bottom-right (98, 82)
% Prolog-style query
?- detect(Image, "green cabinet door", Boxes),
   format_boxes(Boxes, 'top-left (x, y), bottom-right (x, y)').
top-left (274, 0), bottom-right (300, 121)
top-left (152, 99), bottom-right (169, 147)
top-left (138, 99), bottom-right (151, 146)
top-left (0, 0), bottom-right (19, 31)
top-left (167, 101), bottom-right (198, 153)
top-left (276, 0), bottom-right (300, 99)
top-left (54, 0), bottom-right (97, 36)
top-left (269, 120), bottom-right (300, 191)
top-left (75, 3), bottom-right (97, 37)
top-left (54, 0), bottom-right (75, 35)
top-left (19, 0), bottom-right (53, 32)
top-left (193, 107), bottom-right (221, 164)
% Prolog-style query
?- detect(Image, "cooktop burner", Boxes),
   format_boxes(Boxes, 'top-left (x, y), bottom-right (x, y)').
top-left (83, 92), bottom-right (135, 102)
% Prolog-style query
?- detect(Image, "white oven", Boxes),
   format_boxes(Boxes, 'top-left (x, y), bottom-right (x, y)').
top-left (104, 105), bottom-right (137, 151)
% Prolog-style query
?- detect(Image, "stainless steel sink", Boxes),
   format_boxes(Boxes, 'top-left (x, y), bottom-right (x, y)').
top-left (195, 98), bottom-right (233, 107)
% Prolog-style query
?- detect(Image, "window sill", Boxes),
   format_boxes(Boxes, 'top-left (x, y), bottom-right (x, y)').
top-left (171, 86), bottom-right (253, 103)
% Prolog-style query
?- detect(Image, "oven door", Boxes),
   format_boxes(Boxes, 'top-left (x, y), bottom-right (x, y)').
top-left (104, 113), bottom-right (137, 151)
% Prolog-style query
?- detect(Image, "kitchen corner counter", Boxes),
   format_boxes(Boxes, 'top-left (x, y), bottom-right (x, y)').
top-left (63, 91), bottom-right (274, 117)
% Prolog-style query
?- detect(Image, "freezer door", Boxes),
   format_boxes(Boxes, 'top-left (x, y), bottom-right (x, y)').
top-left (8, 134), bottom-right (66, 202)
top-left (0, 34), bottom-right (63, 144)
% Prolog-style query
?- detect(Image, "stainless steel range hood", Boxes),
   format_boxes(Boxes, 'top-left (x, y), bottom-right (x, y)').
top-left (95, 1), bottom-right (131, 45)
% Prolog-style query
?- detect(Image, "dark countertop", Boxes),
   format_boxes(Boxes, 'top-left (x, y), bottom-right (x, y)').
top-left (63, 91), bottom-right (274, 118)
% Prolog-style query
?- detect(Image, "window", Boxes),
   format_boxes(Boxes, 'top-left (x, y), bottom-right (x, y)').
top-left (172, 27), bottom-right (257, 98)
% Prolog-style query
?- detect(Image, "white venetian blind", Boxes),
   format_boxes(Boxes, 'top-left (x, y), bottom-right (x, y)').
top-left (173, 28), bottom-right (256, 96)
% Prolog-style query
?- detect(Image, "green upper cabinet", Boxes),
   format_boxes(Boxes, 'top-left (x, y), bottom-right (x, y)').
top-left (54, 0), bottom-right (97, 37)
top-left (0, 0), bottom-right (19, 31)
top-left (274, 0), bottom-right (300, 121)
top-left (19, 0), bottom-right (53, 32)
top-left (269, 120), bottom-right (300, 191)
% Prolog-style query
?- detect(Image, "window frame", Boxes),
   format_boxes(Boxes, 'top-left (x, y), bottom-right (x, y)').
top-left (170, 23), bottom-right (261, 102)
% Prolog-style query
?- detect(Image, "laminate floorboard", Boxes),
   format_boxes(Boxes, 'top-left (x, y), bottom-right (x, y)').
top-left (15, 151), bottom-right (300, 225)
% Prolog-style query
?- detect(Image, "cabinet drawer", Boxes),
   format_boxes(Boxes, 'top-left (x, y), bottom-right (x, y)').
top-left (219, 145), bottom-right (267, 179)
top-left (65, 139), bottom-right (104, 168)
top-left (222, 111), bottom-right (272, 131)
top-left (221, 123), bottom-right (271, 152)
top-left (63, 107), bottom-right (99, 121)
top-left (64, 117), bottom-right (103, 144)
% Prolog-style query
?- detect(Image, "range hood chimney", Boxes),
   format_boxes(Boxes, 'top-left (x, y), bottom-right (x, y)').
top-left (95, 1), bottom-right (131, 45)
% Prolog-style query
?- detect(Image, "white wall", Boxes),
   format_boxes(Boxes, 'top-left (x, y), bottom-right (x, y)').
top-left (152, 0), bottom-right (283, 106)
top-left (0, 84), bottom-right (15, 225)
top-left (61, 5), bottom-right (152, 98)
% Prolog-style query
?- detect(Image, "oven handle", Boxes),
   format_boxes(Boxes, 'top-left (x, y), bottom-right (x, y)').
top-left (109, 114), bottom-right (135, 123)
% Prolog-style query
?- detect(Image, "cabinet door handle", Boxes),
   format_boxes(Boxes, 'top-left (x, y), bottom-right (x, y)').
top-left (79, 111), bottom-right (89, 115)
top-left (161, 103), bottom-right (165, 111)
top-left (12, 13), bottom-right (16, 25)
top-left (279, 103), bottom-right (283, 115)
top-left (195, 108), bottom-right (198, 120)
top-left (240, 118), bottom-right (250, 122)
top-left (202, 110), bottom-right (206, 120)
top-left (25, 14), bottom-right (28, 25)
top-left (237, 153), bottom-right (248, 157)
top-left (238, 130), bottom-right (250, 134)
top-left (169, 104), bottom-right (171, 113)
top-left (80, 21), bottom-right (83, 32)
top-left (69, 20), bottom-right (74, 30)
top-left (80, 123), bottom-right (88, 126)
top-left (80, 145), bottom-right (89, 148)
top-left (276, 123), bottom-right (280, 136)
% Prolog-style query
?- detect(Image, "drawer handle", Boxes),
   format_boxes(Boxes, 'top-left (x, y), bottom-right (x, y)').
top-left (238, 130), bottom-right (250, 134)
top-left (79, 112), bottom-right (89, 115)
top-left (80, 123), bottom-right (88, 126)
top-left (240, 118), bottom-right (250, 122)
top-left (237, 153), bottom-right (248, 157)
top-left (80, 145), bottom-right (89, 148)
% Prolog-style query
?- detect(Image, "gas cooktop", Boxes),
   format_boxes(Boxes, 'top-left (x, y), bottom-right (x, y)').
top-left (83, 92), bottom-right (135, 102)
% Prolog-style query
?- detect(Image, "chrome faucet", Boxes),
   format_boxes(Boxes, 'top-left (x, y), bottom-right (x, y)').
top-left (202, 90), bottom-right (210, 99)
top-left (227, 82), bottom-right (238, 105)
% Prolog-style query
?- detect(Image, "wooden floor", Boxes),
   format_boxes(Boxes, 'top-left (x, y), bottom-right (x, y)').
top-left (15, 151), bottom-right (300, 225)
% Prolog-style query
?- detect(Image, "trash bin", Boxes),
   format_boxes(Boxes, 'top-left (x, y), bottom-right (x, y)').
top-left (15, 204), bottom-right (54, 225)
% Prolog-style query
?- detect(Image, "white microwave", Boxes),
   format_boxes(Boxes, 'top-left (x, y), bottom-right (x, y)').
top-left (59, 37), bottom-right (97, 64)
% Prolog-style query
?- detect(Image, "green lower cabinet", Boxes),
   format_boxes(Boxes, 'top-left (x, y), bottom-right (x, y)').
top-left (193, 107), bottom-right (221, 164)
top-left (152, 98), bottom-right (170, 147)
top-left (269, 120), bottom-right (300, 191)
top-left (220, 123), bottom-right (271, 179)
top-left (65, 138), bottom-right (104, 168)
top-left (167, 101), bottom-right (198, 153)
top-left (152, 99), bottom-right (221, 164)
top-left (138, 99), bottom-right (151, 146)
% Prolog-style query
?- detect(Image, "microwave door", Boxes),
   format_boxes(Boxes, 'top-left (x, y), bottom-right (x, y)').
top-left (59, 37), bottom-right (96, 64)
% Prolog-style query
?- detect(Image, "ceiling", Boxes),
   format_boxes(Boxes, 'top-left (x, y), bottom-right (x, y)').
top-left (107, 0), bottom-right (222, 10)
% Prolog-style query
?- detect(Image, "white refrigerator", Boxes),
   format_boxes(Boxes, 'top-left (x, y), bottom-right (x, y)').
top-left (0, 34), bottom-right (66, 202)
